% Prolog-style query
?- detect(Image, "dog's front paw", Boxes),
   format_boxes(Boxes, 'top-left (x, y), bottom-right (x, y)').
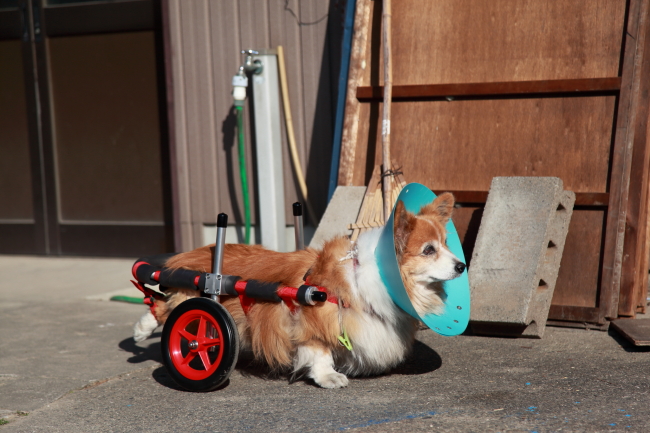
top-left (133, 311), bottom-right (159, 342)
top-left (314, 371), bottom-right (349, 389)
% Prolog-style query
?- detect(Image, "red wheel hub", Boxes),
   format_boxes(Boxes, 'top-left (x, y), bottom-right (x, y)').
top-left (169, 309), bottom-right (225, 380)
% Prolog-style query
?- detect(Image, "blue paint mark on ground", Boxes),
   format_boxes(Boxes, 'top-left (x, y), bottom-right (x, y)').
top-left (338, 410), bottom-right (437, 430)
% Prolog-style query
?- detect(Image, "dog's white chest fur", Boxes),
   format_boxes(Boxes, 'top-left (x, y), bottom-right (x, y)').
top-left (336, 229), bottom-right (417, 376)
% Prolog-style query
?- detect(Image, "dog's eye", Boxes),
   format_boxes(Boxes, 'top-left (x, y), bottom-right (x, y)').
top-left (423, 245), bottom-right (436, 255)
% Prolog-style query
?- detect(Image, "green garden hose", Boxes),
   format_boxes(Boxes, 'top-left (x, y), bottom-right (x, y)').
top-left (236, 105), bottom-right (251, 244)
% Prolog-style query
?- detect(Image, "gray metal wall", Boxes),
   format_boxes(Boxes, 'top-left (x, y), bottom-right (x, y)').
top-left (165, 0), bottom-right (345, 251)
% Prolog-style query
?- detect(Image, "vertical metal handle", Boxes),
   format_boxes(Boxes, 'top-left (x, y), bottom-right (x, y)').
top-left (293, 202), bottom-right (304, 250)
top-left (214, 213), bottom-right (228, 276)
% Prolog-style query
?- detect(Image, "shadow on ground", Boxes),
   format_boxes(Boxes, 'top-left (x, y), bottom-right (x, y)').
top-left (118, 332), bottom-right (163, 364)
top-left (391, 339), bottom-right (442, 375)
top-left (146, 338), bottom-right (441, 391)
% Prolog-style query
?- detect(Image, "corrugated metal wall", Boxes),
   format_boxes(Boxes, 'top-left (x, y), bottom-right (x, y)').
top-left (165, 0), bottom-right (345, 251)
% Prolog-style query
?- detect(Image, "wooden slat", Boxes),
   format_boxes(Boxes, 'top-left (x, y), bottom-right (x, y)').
top-left (437, 191), bottom-right (609, 206)
top-left (338, 0), bottom-right (372, 187)
top-left (357, 78), bottom-right (622, 101)
top-left (547, 305), bottom-right (604, 324)
top-left (619, 0), bottom-right (650, 317)
top-left (611, 319), bottom-right (650, 346)
top-left (363, 97), bottom-right (616, 193)
top-left (384, 0), bottom-right (626, 86)
top-left (601, 0), bottom-right (650, 320)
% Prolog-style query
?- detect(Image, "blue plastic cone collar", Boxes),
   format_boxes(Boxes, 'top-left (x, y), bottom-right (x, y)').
top-left (374, 183), bottom-right (470, 336)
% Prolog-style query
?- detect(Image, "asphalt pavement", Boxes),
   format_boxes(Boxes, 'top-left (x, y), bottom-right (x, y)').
top-left (0, 255), bottom-right (649, 433)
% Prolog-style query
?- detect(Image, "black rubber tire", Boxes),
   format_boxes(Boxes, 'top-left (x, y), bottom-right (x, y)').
top-left (161, 297), bottom-right (239, 392)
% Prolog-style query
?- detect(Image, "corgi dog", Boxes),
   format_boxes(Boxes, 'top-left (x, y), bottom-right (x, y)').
top-left (133, 192), bottom-right (465, 388)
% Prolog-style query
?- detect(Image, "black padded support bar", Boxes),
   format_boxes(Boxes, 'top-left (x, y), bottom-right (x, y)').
top-left (157, 267), bottom-right (203, 291)
top-left (133, 253), bottom-right (180, 285)
top-left (244, 280), bottom-right (282, 302)
top-left (219, 275), bottom-right (242, 296)
top-left (292, 202), bottom-right (303, 216)
top-left (133, 262), bottom-right (161, 285)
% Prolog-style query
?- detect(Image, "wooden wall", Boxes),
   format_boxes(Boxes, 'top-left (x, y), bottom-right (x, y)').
top-left (339, 0), bottom-right (650, 323)
top-left (163, 0), bottom-right (345, 251)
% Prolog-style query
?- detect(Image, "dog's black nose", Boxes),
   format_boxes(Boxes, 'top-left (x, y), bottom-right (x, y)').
top-left (455, 262), bottom-right (466, 274)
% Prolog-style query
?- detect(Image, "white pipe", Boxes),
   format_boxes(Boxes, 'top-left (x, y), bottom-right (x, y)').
top-left (251, 49), bottom-right (286, 252)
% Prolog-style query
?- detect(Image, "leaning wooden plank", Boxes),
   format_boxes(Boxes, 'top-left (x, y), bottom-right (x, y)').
top-left (620, 0), bottom-right (650, 317)
top-left (338, 0), bottom-right (372, 187)
top-left (606, 0), bottom-right (650, 319)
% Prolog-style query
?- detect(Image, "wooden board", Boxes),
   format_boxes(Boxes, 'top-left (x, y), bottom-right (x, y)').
top-left (611, 319), bottom-right (650, 346)
top-left (338, 0), bottom-right (650, 324)
top-left (365, 0), bottom-right (626, 86)
top-left (351, 97), bottom-right (616, 192)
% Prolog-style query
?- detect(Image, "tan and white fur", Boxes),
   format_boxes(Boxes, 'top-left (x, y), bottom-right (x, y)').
top-left (133, 193), bottom-right (465, 388)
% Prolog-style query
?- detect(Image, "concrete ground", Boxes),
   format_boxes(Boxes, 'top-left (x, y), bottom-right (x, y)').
top-left (0, 255), bottom-right (648, 433)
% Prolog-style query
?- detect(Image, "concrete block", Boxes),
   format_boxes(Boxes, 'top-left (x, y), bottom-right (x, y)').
top-left (468, 177), bottom-right (575, 338)
top-left (309, 186), bottom-right (367, 248)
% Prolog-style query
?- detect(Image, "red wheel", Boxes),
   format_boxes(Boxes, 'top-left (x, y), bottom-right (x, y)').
top-left (161, 298), bottom-right (239, 391)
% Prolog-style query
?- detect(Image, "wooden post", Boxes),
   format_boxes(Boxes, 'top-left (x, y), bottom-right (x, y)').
top-left (381, 0), bottom-right (393, 221)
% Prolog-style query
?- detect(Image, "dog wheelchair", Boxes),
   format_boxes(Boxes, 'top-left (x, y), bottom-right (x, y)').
top-left (131, 205), bottom-right (329, 392)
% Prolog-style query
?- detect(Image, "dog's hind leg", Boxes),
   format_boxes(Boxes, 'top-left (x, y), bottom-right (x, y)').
top-left (133, 311), bottom-right (159, 342)
top-left (293, 343), bottom-right (349, 389)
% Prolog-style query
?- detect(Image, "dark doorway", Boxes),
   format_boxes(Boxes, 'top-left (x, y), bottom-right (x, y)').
top-left (0, 0), bottom-right (172, 257)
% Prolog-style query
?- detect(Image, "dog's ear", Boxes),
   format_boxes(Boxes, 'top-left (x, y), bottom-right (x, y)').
top-left (419, 192), bottom-right (455, 226)
top-left (394, 200), bottom-right (416, 259)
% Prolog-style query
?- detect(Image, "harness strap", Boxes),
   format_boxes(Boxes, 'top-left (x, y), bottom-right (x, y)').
top-left (131, 280), bottom-right (166, 319)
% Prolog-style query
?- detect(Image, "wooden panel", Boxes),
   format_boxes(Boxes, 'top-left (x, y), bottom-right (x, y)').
top-left (369, 0), bottom-right (627, 86)
top-left (49, 32), bottom-right (164, 222)
top-left (551, 210), bottom-right (606, 308)
top-left (58, 224), bottom-right (171, 257)
top-left (43, 0), bottom-right (154, 36)
top-left (439, 191), bottom-right (609, 207)
top-left (453, 206), bottom-right (606, 312)
top-left (450, 206), bottom-right (483, 267)
top-left (351, 96), bottom-right (616, 193)
top-left (0, 40), bottom-right (33, 220)
top-left (611, 319), bottom-right (650, 346)
top-left (337, 0), bottom-right (650, 325)
top-left (357, 78), bottom-right (622, 101)
top-left (547, 306), bottom-right (603, 324)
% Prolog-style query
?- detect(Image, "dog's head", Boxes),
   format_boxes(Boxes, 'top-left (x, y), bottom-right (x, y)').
top-left (393, 192), bottom-right (466, 315)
